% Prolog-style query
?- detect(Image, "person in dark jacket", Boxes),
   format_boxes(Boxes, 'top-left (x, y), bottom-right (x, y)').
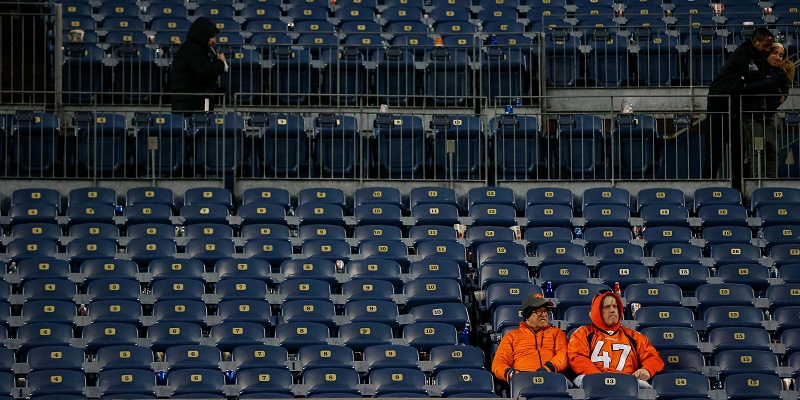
top-left (704, 27), bottom-right (774, 190)
top-left (741, 42), bottom-right (793, 178)
top-left (170, 16), bottom-right (227, 113)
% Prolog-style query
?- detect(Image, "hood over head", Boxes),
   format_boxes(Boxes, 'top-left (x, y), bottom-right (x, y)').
top-left (590, 290), bottom-right (623, 333)
top-left (187, 16), bottom-right (219, 47)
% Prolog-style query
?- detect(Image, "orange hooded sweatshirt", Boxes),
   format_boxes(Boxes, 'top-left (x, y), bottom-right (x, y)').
top-left (491, 322), bottom-right (569, 381)
top-left (567, 291), bottom-right (664, 378)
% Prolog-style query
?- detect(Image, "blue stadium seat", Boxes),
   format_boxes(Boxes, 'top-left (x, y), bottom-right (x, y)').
top-left (95, 344), bottom-right (153, 371)
top-left (586, 29), bottom-right (630, 88)
top-left (303, 367), bottom-right (362, 397)
top-left (429, 345), bottom-right (485, 375)
top-left (370, 367), bottom-right (428, 397)
top-left (22, 278), bottom-right (77, 301)
top-left (408, 303), bottom-right (469, 331)
top-left (354, 204), bottom-right (403, 228)
top-left (250, 114), bottom-right (309, 176)
top-left (85, 277), bottom-right (141, 301)
top-left (97, 369), bottom-right (157, 400)
top-left (297, 344), bottom-right (354, 373)
top-left (167, 368), bottom-right (226, 398)
top-left (651, 243), bottom-right (702, 268)
top-left (362, 344), bottom-right (420, 373)
top-left (408, 225), bottom-right (458, 246)
top-left (210, 321), bottom-right (267, 352)
top-left (356, 225), bottom-right (403, 242)
top-left (580, 372), bottom-right (638, 399)
top-left (282, 299), bottom-right (336, 329)
top-left (525, 204), bottom-right (573, 228)
top-left (231, 344), bottom-right (289, 372)
top-left (651, 372), bottom-right (711, 400)
top-left (634, 305), bottom-right (694, 330)
top-left (6, 238), bottom-right (58, 264)
top-left (510, 371), bottom-right (571, 399)
top-left (555, 114), bottom-right (607, 178)
top-left (369, 114), bottom-right (426, 179)
top-left (409, 187), bottom-right (458, 208)
top-left (553, 282), bottom-right (610, 317)
top-left (709, 243), bottom-right (761, 267)
top-left (73, 112), bottom-right (128, 175)
top-left (236, 368), bottom-right (294, 398)
top-left (707, 326), bottom-right (771, 354)
top-left (684, 28), bottom-right (728, 86)
top-left (474, 242), bottom-right (527, 267)
top-left (641, 326), bottom-right (700, 351)
top-left (82, 324), bottom-right (139, 354)
top-left (610, 113), bottom-right (660, 178)
top-left (536, 242), bottom-right (586, 266)
top-left (490, 115), bottom-right (544, 180)
top-left (703, 306), bottom-right (765, 331)
top-left (437, 368), bottom-right (495, 397)
top-left (132, 113), bottom-right (188, 177)
top-left (338, 322), bottom-right (394, 353)
top-left (27, 345), bottom-right (85, 372)
top-left (403, 322), bottom-right (459, 353)
top-left (723, 372), bottom-right (782, 400)
top-left (429, 115), bottom-right (484, 180)
top-left (66, 237), bottom-right (117, 268)
top-left (544, 30), bottom-right (580, 87)
top-left (695, 283), bottom-right (755, 314)
top-left (524, 227), bottom-right (573, 253)
top-left (657, 263), bottom-right (709, 294)
top-left (716, 263), bottom-right (770, 294)
top-left (403, 278), bottom-right (462, 308)
top-left (658, 349), bottom-right (705, 374)
top-left (693, 187), bottom-right (742, 212)
top-left (267, 47), bottom-right (313, 105)
top-left (636, 188), bottom-right (686, 211)
top-left (311, 114), bottom-right (361, 177)
top-left (539, 264), bottom-right (591, 289)
top-left (597, 263), bottom-right (649, 289)
top-left (26, 370), bottom-right (86, 399)
top-left (17, 258), bottom-right (71, 283)
top-left (372, 48), bottom-right (418, 107)
top-left (11, 188), bottom-right (62, 212)
top-left (715, 350), bottom-right (779, 382)
top-left (582, 227), bottom-right (633, 253)
top-left (164, 344), bottom-right (221, 372)
top-left (189, 113), bottom-right (248, 176)
top-left (11, 112), bottom-right (61, 177)
top-left (766, 283), bottom-right (800, 311)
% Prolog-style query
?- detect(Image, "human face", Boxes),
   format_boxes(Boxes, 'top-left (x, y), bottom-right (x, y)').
top-left (753, 35), bottom-right (775, 54)
top-left (525, 307), bottom-right (550, 330)
top-left (767, 46), bottom-right (785, 67)
top-left (208, 37), bottom-right (216, 47)
top-left (601, 296), bottom-right (619, 327)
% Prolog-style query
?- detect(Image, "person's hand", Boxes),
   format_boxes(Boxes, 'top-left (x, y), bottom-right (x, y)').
top-left (216, 52), bottom-right (226, 62)
top-left (633, 368), bottom-right (651, 381)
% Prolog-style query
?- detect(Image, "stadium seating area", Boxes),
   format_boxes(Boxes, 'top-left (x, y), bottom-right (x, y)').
top-left (55, 0), bottom-right (800, 106)
top-left (2, 0), bottom-right (800, 398)
top-left (0, 184), bottom-right (796, 399)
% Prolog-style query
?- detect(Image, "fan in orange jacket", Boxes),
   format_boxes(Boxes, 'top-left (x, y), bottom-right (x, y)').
top-left (492, 293), bottom-right (569, 382)
top-left (567, 290), bottom-right (664, 388)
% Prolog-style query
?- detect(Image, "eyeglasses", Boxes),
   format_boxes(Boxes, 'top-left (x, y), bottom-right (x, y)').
top-left (532, 308), bottom-right (549, 316)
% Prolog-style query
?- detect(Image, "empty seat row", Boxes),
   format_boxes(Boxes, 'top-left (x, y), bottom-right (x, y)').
top-left (3, 183), bottom-right (794, 214)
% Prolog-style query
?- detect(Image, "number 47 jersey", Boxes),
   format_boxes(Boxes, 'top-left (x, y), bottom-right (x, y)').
top-left (567, 291), bottom-right (664, 377)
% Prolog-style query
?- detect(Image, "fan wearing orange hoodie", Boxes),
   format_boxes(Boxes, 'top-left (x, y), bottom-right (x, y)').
top-left (567, 290), bottom-right (664, 388)
top-left (492, 293), bottom-right (569, 382)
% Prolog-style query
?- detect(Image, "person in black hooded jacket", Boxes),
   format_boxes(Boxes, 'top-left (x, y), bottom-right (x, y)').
top-left (170, 16), bottom-right (227, 113)
top-left (741, 42), bottom-right (793, 178)
top-left (704, 27), bottom-right (774, 189)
